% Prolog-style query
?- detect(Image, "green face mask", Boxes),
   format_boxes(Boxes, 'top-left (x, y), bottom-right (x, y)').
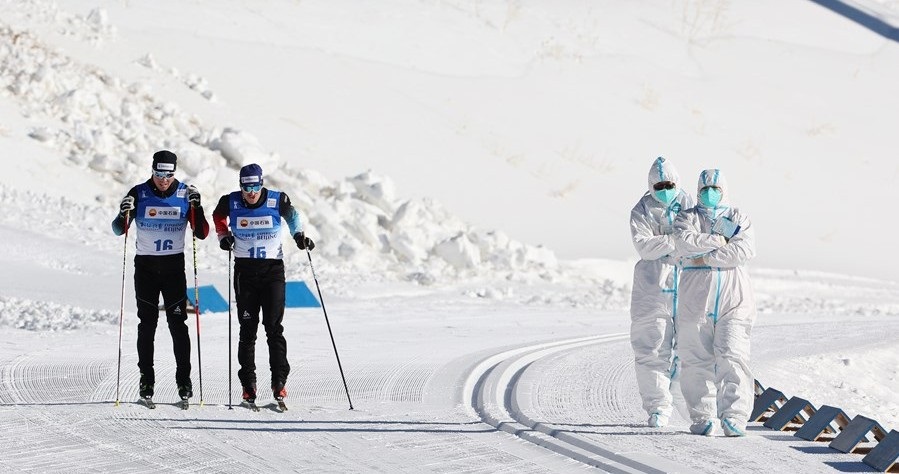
top-left (654, 188), bottom-right (677, 204)
top-left (699, 187), bottom-right (722, 207)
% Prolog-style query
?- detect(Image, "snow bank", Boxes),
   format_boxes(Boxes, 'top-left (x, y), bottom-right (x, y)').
top-left (763, 344), bottom-right (899, 432)
top-left (0, 297), bottom-right (117, 330)
top-left (0, 17), bottom-right (563, 290)
top-left (752, 268), bottom-right (899, 316)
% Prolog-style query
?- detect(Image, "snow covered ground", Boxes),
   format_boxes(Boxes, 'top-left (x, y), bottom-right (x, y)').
top-left (1, 0), bottom-right (898, 472)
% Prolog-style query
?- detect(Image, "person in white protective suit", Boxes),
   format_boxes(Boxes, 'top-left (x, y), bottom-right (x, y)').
top-left (673, 168), bottom-right (757, 437)
top-left (628, 157), bottom-right (694, 428)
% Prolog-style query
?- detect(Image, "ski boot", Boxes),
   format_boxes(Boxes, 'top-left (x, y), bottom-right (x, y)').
top-left (273, 383), bottom-right (288, 412)
top-left (178, 384), bottom-right (193, 410)
top-left (138, 383), bottom-right (155, 409)
top-left (242, 384), bottom-right (259, 411)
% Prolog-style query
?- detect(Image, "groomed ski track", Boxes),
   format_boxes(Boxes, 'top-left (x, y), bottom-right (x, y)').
top-left (0, 312), bottom-right (893, 472)
top-left (464, 333), bottom-right (690, 473)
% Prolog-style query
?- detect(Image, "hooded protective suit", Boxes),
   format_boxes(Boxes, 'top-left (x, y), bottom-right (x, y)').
top-left (673, 169), bottom-right (757, 436)
top-left (629, 157), bottom-right (694, 426)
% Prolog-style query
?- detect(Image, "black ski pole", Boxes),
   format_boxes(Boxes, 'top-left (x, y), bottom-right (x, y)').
top-left (228, 249), bottom-right (233, 410)
top-left (191, 212), bottom-right (204, 406)
top-left (306, 250), bottom-right (353, 410)
top-left (115, 213), bottom-right (130, 407)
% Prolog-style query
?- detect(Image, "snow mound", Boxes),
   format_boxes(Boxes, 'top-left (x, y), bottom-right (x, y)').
top-left (0, 296), bottom-right (117, 330)
top-left (763, 343), bottom-right (899, 432)
top-left (0, 19), bottom-right (561, 286)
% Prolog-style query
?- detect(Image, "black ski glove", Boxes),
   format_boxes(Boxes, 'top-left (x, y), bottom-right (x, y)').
top-left (293, 232), bottom-right (315, 251)
top-left (219, 235), bottom-right (235, 251)
top-left (119, 196), bottom-right (135, 218)
top-left (187, 185), bottom-right (201, 208)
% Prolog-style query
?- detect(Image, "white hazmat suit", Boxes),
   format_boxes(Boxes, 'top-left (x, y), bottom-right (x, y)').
top-left (629, 157), bottom-right (694, 427)
top-left (673, 169), bottom-right (757, 437)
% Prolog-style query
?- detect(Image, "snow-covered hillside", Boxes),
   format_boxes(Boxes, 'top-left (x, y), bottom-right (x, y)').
top-left (4, 0), bottom-right (899, 282)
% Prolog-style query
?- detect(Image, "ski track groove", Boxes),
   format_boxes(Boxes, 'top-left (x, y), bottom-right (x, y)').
top-left (0, 353), bottom-right (276, 472)
top-left (3, 315), bottom-right (887, 471)
top-left (464, 334), bottom-right (673, 472)
top-left (0, 355), bottom-right (111, 404)
top-left (295, 361), bottom-right (434, 404)
top-left (0, 355), bottom-right (24, 403)
top-left (384, 435), bottom-right (562, 474)
top-left (586, 346), bottom-right (641, 423)
top-left (514, 338), bottom-right (854, 474)
top-left (105, 408), bottom-right (258, 473)
top-left (552, 343), bottom-right (637, 425)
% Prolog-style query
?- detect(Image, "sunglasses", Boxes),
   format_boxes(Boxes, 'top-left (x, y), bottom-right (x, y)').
top-left (152, 170), bottom-right (175, 179)
top-left (241, 184), bottom-right (262, 193)
top-left (653, 181), bottom-right (675, 191)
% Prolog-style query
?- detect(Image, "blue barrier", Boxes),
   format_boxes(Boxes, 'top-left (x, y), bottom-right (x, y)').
top-left (795, 405), bottom-right (851, 442)
top-left (863, 429), bottom-right (899, 472)
top-left (830, 415), bottom-right (888, 454)
top-left (186, 285), bottom-right (230, 314)
top-left (285, 281), bottom-right (321, 308)
top-left (764, 397), bottom-right (816, 431)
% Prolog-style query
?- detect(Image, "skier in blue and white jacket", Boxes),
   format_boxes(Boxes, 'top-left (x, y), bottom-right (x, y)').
top-left (112, 150), bottom-right (209, 402)
top-left (212, 163), bottom-right (315, 406)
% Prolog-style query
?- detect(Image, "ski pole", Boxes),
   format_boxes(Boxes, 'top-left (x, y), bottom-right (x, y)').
top-left (191, 210), bottom-right (204, 406)
top-left (228, 249), bottom-right (233, 410)
top-left (306, 250), bottom-right (353, 410)
top-left (115, 212), bottom-right (130, 407)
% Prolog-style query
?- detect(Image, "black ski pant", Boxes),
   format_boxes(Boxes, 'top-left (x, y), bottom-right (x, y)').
top-left (234, 258), bottom-right (289, 392)
top-left (134, 253), bottom-right (191, 389)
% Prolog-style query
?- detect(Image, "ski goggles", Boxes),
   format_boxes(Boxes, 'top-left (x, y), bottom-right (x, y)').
top-left (652, 181), bottom-right (675, 191)
top-left (241, 183), bottom-right (263, 193)
top-left (152, 170), bottom-right (175, 179)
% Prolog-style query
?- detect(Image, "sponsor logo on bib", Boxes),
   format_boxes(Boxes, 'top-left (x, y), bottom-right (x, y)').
top-left (238, 216), bottom-right (273, 229)
top-left (145, 206), bottom-right (181, 219)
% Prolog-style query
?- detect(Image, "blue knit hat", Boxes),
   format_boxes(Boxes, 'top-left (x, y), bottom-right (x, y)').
top-left (239, 163), bottom-right (263, 187)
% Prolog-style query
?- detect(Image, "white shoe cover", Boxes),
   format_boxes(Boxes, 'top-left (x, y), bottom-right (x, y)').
top-left (721, 418), bottom-right (747, 437)
top-left (689, 419), bottom-right (716, 436)
top-left (648, 412), bottom-right (669, 428)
